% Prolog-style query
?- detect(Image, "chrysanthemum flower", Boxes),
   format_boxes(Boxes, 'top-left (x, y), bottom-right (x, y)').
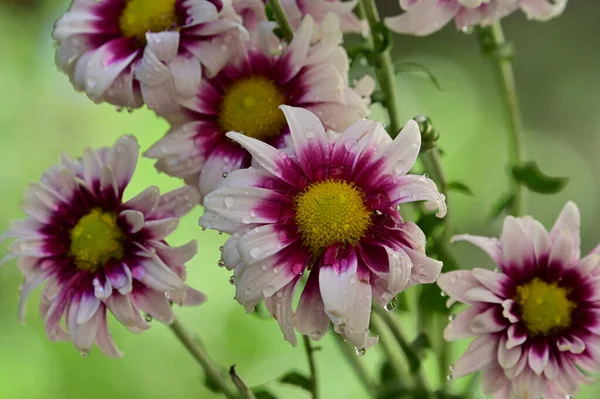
top-left (145, 16), bottom-right (373, 199)
top-left (52, 0), bottom-right (248, 110)
top-left (0, 136), bottom-right (205, 357)
top-left (438, 203), bottom-right (600, 398)
top-left (233, 0), bottom-right (365, 36)
top-left (199, 105), bottom-right (446, 349)
top-left (385, 0), bottom-right (568, 36)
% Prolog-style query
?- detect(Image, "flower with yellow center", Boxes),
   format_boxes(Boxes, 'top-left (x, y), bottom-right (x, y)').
top-left (219, 76), bottom-right (287, 140)
top-left (515, 277), bottom-right (576, 336)
top-left (69, 208), bottom-right (125, 272)
top-left (119, 0), bottom-right (179, 43)
top-left (294, 179), bottom-right (371, 253)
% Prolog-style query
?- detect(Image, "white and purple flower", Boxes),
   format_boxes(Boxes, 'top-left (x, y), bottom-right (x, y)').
top-left (199, 105), bottom-right (447, 350)
top-left (385, 0), bottom-right (568, 36)
top-left (0, 136), bottom-right (205, 357)
top-left (145, 16), bottom-right (373, 199)
top-left (233, 0), bottom-right (365, 36)
top-left (53, 0), bottom-right (248, 110)
top-left (439, 203), bottom-right (600, 398)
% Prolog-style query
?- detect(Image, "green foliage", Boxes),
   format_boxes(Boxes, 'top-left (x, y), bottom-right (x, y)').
top-left (277, 371), bottom-right (312, 392)
top-left (447, 181), bottom-right (474, 196)
top-left (512, 161), bottom-right (569, 194)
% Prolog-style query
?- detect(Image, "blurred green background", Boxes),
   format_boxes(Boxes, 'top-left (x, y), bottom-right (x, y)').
top-left (0, 1), bottom-right (598, 398)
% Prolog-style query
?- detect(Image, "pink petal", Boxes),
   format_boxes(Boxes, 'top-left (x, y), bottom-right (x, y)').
top-left (265, 278), bottom-right (299, 346)
top-left (443, 306), bottom-right (480, 341)
top-left (472, 268), bottom-right (509, 296)
top-left (95, 306), bottom-right (123, 358)
top-left (382, 120), bottom-right (421, 176)
top-left (120, 210), bottom-right (145, 234)
top-left (143, 218), bottom-right (179, 240)
top-left (451, 335), bottom-right (496, 378)
top-left (470, 307), bottom-right (506, 333)
top-left (451, 234), bottom-right (502, 264)
top-left (550, 201), bottom-right (580, 258)
top-left (236, 224), bottom-right (296, 264)
top-left (403, 246), bottom-right (442, 288)
top-left (384, 0), bottom-right (460, 36)
top-left (528, 342), bottom-right (550, 375)
top-left (437, 271), bottom-right (481, 304)
top-left (148, 185), bottom-right (200, 220)
top-left (500, 216), bottom-right (536, 271)
top-left (295, 271), bottom-right (330, 341)
top-left (107, 135), bottom-right (139, 191)
top-left (132, 287), bottom-right (175, 324)
top-left (498, 335), bottom-right (522, 369)
top-left (391, 174), bottom-right (447, 217)
top-left (124, 186), bottom-right (160, 214)
top-left (506, 324), bottom-right (528, 349)
top-left (106, 293), bottom-right (149, 333)
top-left (549, 231), bottom-right (576, 268)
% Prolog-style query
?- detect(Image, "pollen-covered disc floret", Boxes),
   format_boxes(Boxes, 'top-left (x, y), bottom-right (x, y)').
top-left (0, 136), bottom-right (205, 357)
top-left (385, 0), bottom-right (568, 36)
top-left (145, 15), bottom-right (374, 199)
top-left (438, 202), bottom-right (600, 399)
top-left (200, 105), bottom-right (446, 351)
top-left (295, 179), bottom-right (371, 253)
top-left (52, 0), bottom-right (247, 110)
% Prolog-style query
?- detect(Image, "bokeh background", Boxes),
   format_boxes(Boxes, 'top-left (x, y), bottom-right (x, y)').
top-left (1, 1), bottom-right (599, 398)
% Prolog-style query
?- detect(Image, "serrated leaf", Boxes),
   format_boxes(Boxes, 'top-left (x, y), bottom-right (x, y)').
top-left (512, 161), bottom-right (569, 194)
top-left (278, 371), bottom-right (312, 392)
top-left (488, 193), bottom-right (515, 221)
top-left (252, 390), bottom-right (277, 399)
top-left (447, 181), bottom-right (473, 196)
top-left (396, 62), bottom-right (443, 91)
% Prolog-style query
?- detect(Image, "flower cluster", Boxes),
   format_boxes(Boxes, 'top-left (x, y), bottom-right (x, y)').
top-left (3, 1), bottom-right (590, 399)
top-left (386, 0), bottom-right (568, 36)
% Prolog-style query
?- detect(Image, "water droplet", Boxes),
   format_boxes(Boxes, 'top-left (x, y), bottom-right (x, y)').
top-left (494, 267), bottom-right (501, 273)
top-left (355, 347), bottom-right (366, 357)
top-left (276, 291), bottom-right (283, 298)
top-left (446, 374), bottom-right (453, 380)
top-left (449, 365), bottom-right (454, 372)
top-left (385, 297), bottom-right (398, 312)
top-left (310, 331), bottom-right (323, 340)
top-left (461, 25), bottom-right (474, 35)
top-left (448, 314), bottom-right (456, 321)
top-left (229, 275), bottom-right (236, 285)
top-left (219, 246), bottom-right (224, 251)
top-left (440, 291), bottom-right (447, 297)
top-left (344, 139), bottom-right (358, 153)
top-left (305, 131), bottom-right (316, 139)
top-left (144, 314), bottom-right (153, 322)
top-left (261, 264), bottom-right (268, 271)
top-left (218, 259), bottom-right (225, 267)
top-left (393, 160), bottom-right (408, 174)
top-left (222, 172), bottom-right (229, 178)
top-left (80, 351), bottom-right (89, 358)
top-left (224, 195), bottom-right (235, 208)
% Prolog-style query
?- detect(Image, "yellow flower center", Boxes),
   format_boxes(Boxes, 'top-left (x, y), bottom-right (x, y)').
top-left (294, 179), bottom-right (371, 254)
top-left (119, 0), bottom-right (178, 42)
top-left (515, 278), bottom-right (576, 336)
top-left (69, 208), bottom-right (125, 272)
top-left (219, 76), bottom-right (287, 140)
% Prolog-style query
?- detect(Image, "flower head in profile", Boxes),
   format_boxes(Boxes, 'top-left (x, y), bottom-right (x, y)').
top-left (439, 203), bottom-right (600, 398)
top-left (385, 0), bottom-right (568, 36)
top-left (145, 15), bottom-right (373, 199)
top-left (200, 105), bottom-right (446, 350)
top-left (233, 0), bottom-right (365, 36)
top-left (0, 136), bottom-right (205, 357)
top-left (52, 0), bottom-right (247, 110)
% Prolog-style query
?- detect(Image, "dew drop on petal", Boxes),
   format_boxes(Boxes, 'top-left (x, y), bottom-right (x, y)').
top-left (446, 374), bottom-right (453, 381)
top-left (222, 172), bottom-right (229, 178)
top-left (219, 246), bottom-right (223, 251)
top-left (229, 275), bottom-right (236, 285)
top-left (385, 297), bottom-right (398, 312)
top-left (355, 347), bottom-right (366, 357)
top-left (305, 131), bottom-right (316, 139)
top-left (440, 291), bottom-right (447, 297)
top-left (250, 247), bottom-right (262, 259)
top-left (224, 195), bottom-right (235, 208)
top-left (310, 331), bottom-right (323, 340)
top-left (80, 351), bottom-right (89, 358)
top-left (448, 314), bottom-right (456, 321)
top-left (144, 314), bottom-right (153, 323)
top-left (261, 264), bottom-right (268, 271)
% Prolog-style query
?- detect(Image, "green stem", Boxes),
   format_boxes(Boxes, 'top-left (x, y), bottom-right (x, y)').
top-left (477, 22), bottom-right (526, 216)
top-left (268, 0), bottom-right (294, 43)
top-left (360, 0), bottom-right (403, 136)
top-left (370, 315), bottom-right (406, 379)
top-left (332, 331), bottom-right (377, 397)
top-left (302, 335), bottom-right (319, 399)
top-left (372, 307), bottom-right (429, 393)
top-left (169, 318), bottom-right (239, 399)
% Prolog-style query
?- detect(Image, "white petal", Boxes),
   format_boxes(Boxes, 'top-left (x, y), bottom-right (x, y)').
top-left (550, 201), bottom-right (580, 258)
top-left (295, 273), bottom-right (329, 341)
top-left (384, 0), bottom-right (459, 36)
top-left (120, 210), bottom-right (145, 234)
top-left (265, 279), bottom-right (299, 346)
top-left (437, 271), bottom-right (481, 304)
top-left (451, 234), bottom-right (502, 264)
top-left (137, 255), bottom-right (186, 292)
top-left (498, 335), bottom-right (522, 369)
top-left (451, 335), bottom-right (496, 378)
top-left (169, 55), bottom-right (202, 98)
top-left (106, 294), bottom-right (149, 333)
top-left (203, 187), bottom-right (289, 225)
top-left (132, 288), bottom-right (175, 324)
top-left (470, 307), bottom-right (506, 333)
top-left (472, 268), bottom-right (508, 296)
top-left (236, 224), bottom-right (296, 265)
top-left (443, 306), bottom-right (479, 341)
top-left (549, 231), bottom-right (576, 267)
top-left (383, 120), bottom-right (421, 176)
top-left (528, 344), bottom-right (550, 375)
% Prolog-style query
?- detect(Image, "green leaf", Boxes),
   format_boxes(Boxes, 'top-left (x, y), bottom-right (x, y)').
top-left (378, 361), bottom-right (396, 383)
top-left (488, 193), bottom-right (515, 221)
top-left (418, 284), bottom-right (447, 316)
top-left (265, 4), bottom-right (275, 21)
top-left (416, 212), bottom-right (444, 237)
top-left (252, 390), bottom-right (277, 399)
top-left (511, 161), bottom-right (569, 194)
top-left (278, 371), bottom-right (312, 392)
top-left (447, 181), bottom-right (474, 196)
top-left (396, 62), bottom-right (443, 91)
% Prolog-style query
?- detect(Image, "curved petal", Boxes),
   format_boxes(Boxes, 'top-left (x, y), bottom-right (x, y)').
top-left (265, 278), bottom-right (300, 346)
